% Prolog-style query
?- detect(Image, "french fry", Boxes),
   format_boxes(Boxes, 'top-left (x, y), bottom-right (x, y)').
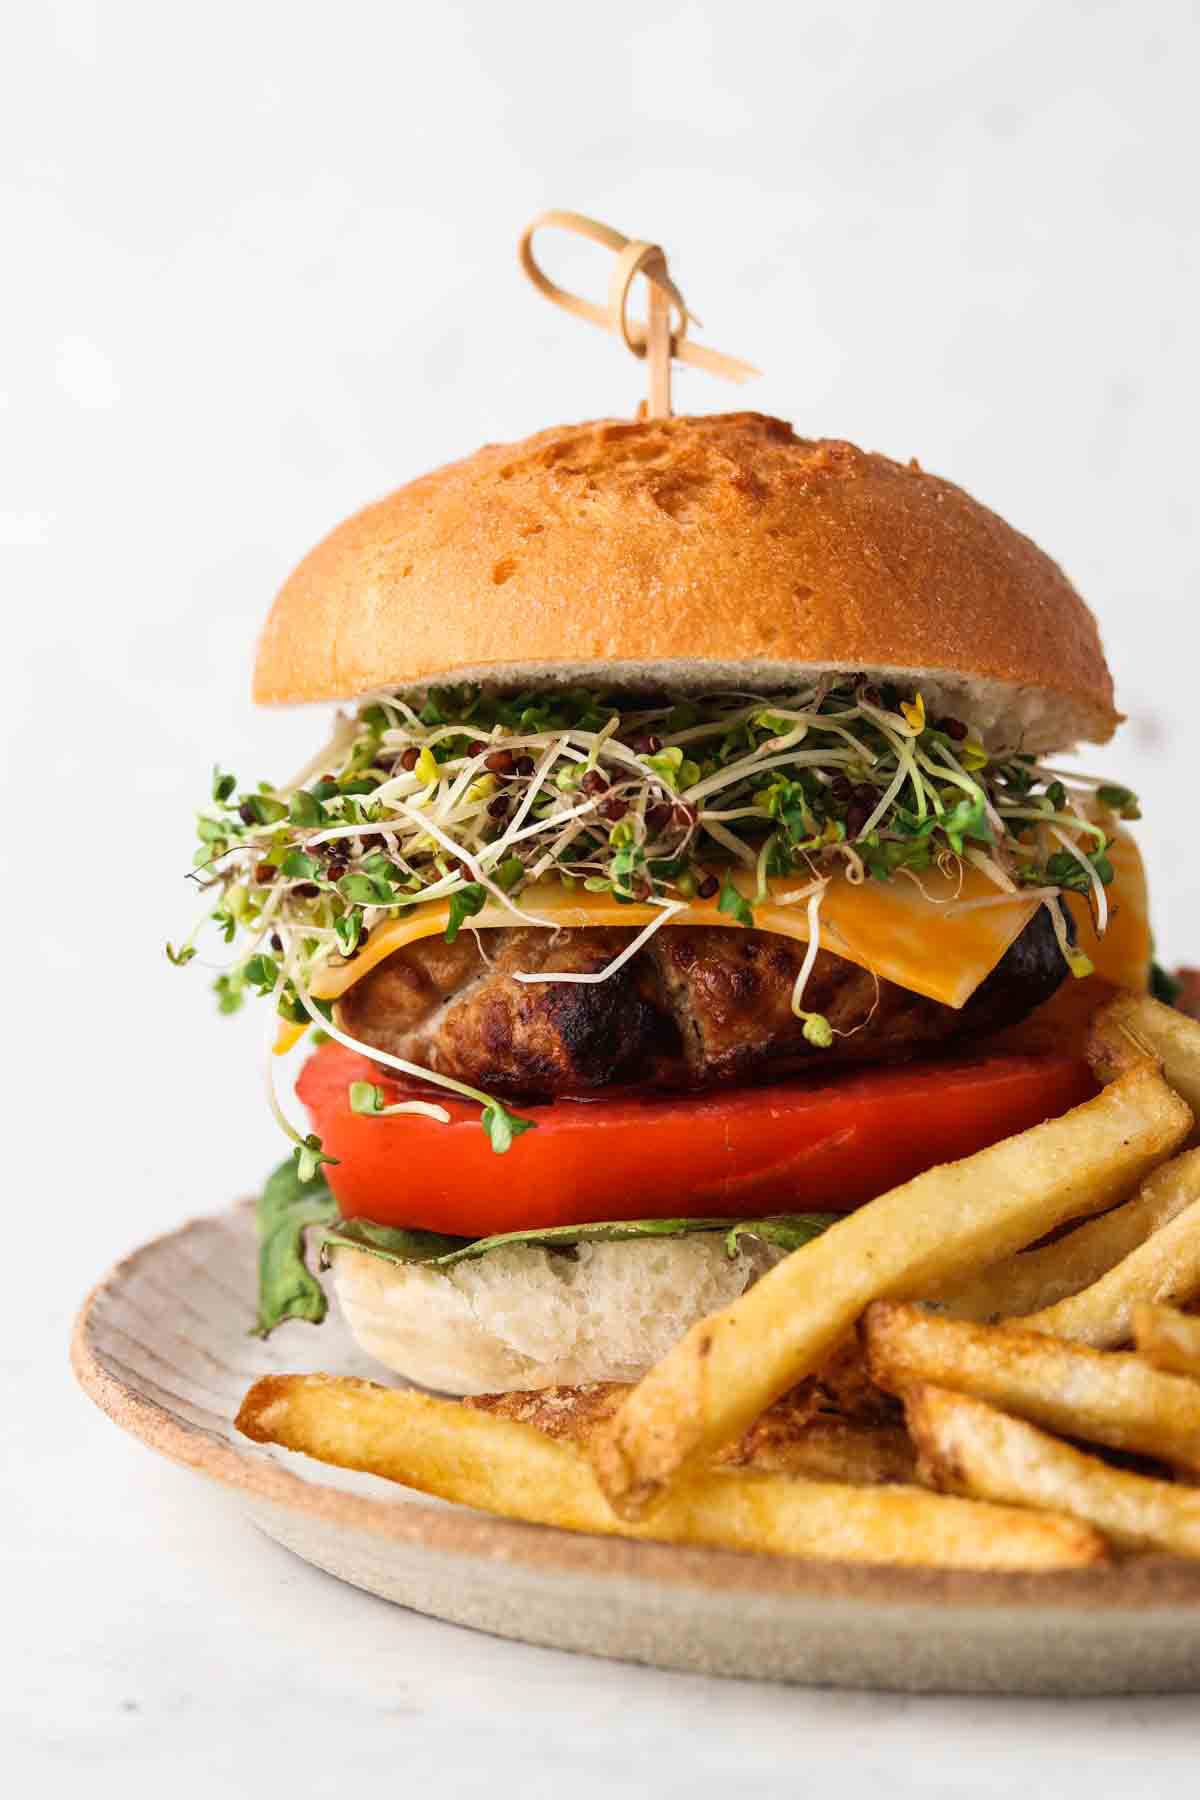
top-left (720, 1415), bottom-right (917, 1486)
top-left (589, 1064), bottom-right (1190, 1519)
top-left (237, 1374), bottom-right (1107, 1570)
top-left (907, 1384), bottom-right (1200, 1558)
top-left (1133, 1302), bottom-right (1200, 1382)
top-left (864, 1301), bottom-right (1200, 1473)
top-left (1020, 1193), bottom-right (1200, 1347)
top-left (931, 1149), bottom-right (1200, 1322)
top-left (468, 1381), bottom-right (916, 1484)
top-left (1090, 992), bottom-right (1200, 1141)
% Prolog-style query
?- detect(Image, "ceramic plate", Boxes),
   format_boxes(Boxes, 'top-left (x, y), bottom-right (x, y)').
top-left (72, 1201), bottom-right (1200, 1694)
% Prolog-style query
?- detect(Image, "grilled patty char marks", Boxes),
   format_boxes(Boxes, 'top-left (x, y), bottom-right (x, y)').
top-left (335, 909), bottom-right (1069, 1099)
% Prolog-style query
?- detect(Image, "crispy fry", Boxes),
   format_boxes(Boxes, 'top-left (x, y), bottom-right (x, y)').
top-left (465, 1381), bottom-right (630, 1444)
top-left (589, 1065), bottom-right (1190, 1519)
top-left (1020, 1193), bottom-right (1200, 1346)
top-left (864, 1301), bottom-right (1200, 1473)
top-left (1133, 1302), bottom-right (1200, 1382)
top-left (237, 1374), bottom-right (1106, 1570)
top-left (1090, 992), bottom-right (1200, 1141)
top-left (1088, 1001), bottom-right (1157, 1082)
top-left (467, 1381), bottom-right (915, 1484)
top-left (931, 1149), bottom-right (1200, 1322)
top-left (722, 1415), bottom-right (916, 1485)
top-left (907, 1384), bottom-right (1200, 1558)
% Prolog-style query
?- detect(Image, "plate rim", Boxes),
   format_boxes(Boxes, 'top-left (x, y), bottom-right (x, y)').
top-left (72, 1202), bottom-right (1200, 1616)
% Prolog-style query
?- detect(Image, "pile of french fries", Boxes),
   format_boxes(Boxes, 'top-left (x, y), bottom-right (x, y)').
top-left (238, 992), bottom-right (1200, 1572)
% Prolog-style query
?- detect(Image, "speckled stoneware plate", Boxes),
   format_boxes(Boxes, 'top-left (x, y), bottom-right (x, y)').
top-left (72, 1201), bottom-right (1200, 1694)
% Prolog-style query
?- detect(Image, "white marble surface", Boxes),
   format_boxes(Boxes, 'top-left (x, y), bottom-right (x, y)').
top-left (6, 2), bottom-right (1200, 1790)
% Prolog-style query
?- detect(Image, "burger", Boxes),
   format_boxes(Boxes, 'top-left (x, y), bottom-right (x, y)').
top-left (173, 411), bottom-right (1151, 1396)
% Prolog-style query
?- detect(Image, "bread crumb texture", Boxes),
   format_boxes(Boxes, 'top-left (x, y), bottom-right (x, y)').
top-left (329, 1234), bottom-right (780, 1396)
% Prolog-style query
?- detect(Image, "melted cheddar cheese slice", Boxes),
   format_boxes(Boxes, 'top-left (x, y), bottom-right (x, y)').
top-left (1059, 829), bottom-right (1150, 994)
top-left (273, 831), bottom-right (1149, 1056)
top-left (1013, 831), bottom-right (1151, 1042)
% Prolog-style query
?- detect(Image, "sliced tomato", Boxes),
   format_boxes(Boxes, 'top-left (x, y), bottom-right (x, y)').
top-left (297, 1040), bottom-right (1097, 1237)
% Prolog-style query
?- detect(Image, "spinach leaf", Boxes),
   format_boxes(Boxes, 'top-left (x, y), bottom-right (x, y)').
top-left (1150, 960), bottom-right (1183, 1007)
top-left (320, 1210), bottom-right (838, 1272)
top-left (253, 1151), bottom-right (839, 1336)
top-left (722, 1215), bottom-right (837, 1257)
top-left (254, 1159), bottom-right (339, 1336)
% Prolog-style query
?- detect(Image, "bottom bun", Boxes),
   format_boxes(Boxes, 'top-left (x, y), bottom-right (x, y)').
top-left (328, 1234), bottom-right (783, 1396)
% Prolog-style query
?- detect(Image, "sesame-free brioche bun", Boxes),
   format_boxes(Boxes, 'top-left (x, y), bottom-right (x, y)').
top-left (253, 412), bottom-right (1118, 753)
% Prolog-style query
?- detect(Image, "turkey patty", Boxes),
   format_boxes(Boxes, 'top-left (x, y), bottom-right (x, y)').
top-left (334, 908), bottom-right (1069, 1098)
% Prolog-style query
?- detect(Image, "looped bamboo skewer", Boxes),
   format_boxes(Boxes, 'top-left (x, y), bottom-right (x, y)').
top-left (518, 209), bottom-right (759, 419)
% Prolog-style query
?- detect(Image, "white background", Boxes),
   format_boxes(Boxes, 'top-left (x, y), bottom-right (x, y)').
top-left (5, 1), bottom-right (1199, 1791)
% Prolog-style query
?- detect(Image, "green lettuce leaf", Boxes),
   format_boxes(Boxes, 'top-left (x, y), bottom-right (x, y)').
top-left (721, 1215), bottom-right (839, 1255)
top-left (1150, 960), bottom-right (1183, 1007)
top-left (319, 1210), bottom-right (837, 1272)
top-left (253, 1155), bottom-right (839, 1335)
top-left (253, 1159), bottom-right (339, 1336)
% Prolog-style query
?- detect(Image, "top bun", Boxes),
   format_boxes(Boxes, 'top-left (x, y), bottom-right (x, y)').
top-left (253, 412), bottom-right (1118, 752)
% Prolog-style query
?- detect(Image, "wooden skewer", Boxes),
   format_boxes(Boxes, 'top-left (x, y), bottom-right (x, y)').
top-left (517, 211), bottom-right (760, 422)
top-left (645, 270), bottom-right (672, 419)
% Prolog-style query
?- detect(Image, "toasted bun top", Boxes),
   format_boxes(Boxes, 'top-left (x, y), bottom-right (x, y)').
top-left (253, 412), bottom-right (1118, 751)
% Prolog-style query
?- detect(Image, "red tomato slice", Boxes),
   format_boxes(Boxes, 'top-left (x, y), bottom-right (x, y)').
top-left (297, 1040), bottom-right (1098, 1237)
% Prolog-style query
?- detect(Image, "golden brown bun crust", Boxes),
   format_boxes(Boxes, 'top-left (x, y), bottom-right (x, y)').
top-left (253, 413), bottom-right (1118, 749)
